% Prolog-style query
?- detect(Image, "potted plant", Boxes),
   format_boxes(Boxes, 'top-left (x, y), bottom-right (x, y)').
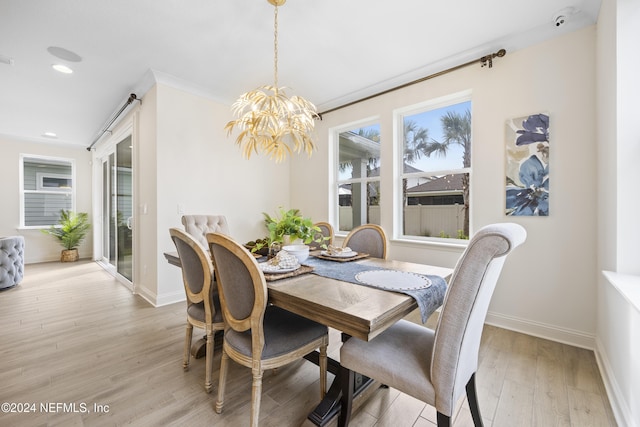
top-left (263, 208), bottom-right (324, 246)
top-left (42, 210), bottom-right (91, 262)
top-left (245, 208), bottom-right (329, 254)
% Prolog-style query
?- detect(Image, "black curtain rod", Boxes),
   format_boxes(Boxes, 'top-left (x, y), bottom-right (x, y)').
top-left (87, 93), bottom-right (140, 151)
top-left (318, 49), bottom-right (506, 119)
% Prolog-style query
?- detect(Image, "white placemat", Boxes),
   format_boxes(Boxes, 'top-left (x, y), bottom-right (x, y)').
top-left (354, 270), bottom-right (432, 291)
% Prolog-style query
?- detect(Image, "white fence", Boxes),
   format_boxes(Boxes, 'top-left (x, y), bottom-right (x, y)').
top-left (339, 204), bottom-right (464, 238)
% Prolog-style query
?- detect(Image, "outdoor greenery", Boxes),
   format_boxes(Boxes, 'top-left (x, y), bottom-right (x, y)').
top-left (402, 108), bottom-right (471, 237)
top-left (41, 210), bottom-right (91, 251)
top-left (346, 107), bottom-right (471, 238)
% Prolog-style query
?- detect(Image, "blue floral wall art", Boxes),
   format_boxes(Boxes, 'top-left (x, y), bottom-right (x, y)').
top-left (505, 113), bottom-right (549, 216)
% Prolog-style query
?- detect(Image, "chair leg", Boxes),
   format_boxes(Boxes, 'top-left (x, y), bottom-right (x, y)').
top-left (338, 366), bottom-right (354, 427)
top-left (319, 343), bottom-right (328, 398)
top-left (250, 368), bottom-right (263, 427)
top-left (436, 412), bottom-right (451, 427)
top-left (215, 350), bottom-right (229, 414)
top-left (466, 373), bottom-right (484, 427)
top-left (204, 328), bottom-right (214, 393)
top-left (183, 323), bottom-right (193, 370)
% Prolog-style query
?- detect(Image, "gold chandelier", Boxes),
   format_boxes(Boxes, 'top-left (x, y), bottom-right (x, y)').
top-left (225, 0), bottom-right (318, 163)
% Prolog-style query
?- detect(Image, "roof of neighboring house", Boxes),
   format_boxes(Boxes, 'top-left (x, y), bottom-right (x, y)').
top-left (407, 173), bottom-right (465, 193)
top-left (338, 183), bottom-right (378, 197)
top-left (369, 163), bottom-right (422, 177)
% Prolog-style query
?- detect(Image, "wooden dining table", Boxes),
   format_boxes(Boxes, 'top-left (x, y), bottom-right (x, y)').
top-left (267, 256), bottom-right (452, 342)
top-left (164, 250), bottom-right (452, 426)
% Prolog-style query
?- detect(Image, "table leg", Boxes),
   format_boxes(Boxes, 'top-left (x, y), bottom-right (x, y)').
top-left (191, 330), bottom-right (224, 359)
top-left (304, 345), bottom-right (375, 427)
top-left (306, 367), bottom-right (374, 426)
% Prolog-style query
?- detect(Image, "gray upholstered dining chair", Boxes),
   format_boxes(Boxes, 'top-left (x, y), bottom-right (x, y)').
top-left (339, 223), bottom-right (527, 427)
top-left (313, 221), bottom-right (334, 248)
top-left (169, 228), bottom-right (225, 393)
top-left (342, 223), bottom-right (387, 259)
top-left (207, 232), bottom-right (329, 427)
top-left (181, 215), bottom-right (230, 248)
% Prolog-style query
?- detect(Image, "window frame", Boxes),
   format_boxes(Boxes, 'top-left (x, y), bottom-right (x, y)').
top-left (393, 90), bottom-right (472, 243)
top-left (36, 172), bottom-right (73, 191)
top-left (330, 117), bottom-right (381, 235)
top-left (19, 154), bottom-right (76, 229)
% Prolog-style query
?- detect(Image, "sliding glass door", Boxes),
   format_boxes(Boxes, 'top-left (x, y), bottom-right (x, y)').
top-left (101, 135), bottom-right (133, 282)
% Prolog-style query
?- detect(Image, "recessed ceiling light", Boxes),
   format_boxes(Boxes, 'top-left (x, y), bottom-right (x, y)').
top-left (42, 132), bottom-right (58, 138)
top-left (52, 64), bottom-right (73, 74)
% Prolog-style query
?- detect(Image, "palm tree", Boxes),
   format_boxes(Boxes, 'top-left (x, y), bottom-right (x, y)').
top-left (403, 120), bottom-right (430, 164)
top-left (425, 109), bottom-right (471, 236)
top-left (402, 120), bottom-right (430, 207)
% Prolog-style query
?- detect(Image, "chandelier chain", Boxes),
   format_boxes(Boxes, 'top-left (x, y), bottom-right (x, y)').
top-left (273, 4), bottom-right (279, 90)
top-left (224, 0), bottom-right (318, 163)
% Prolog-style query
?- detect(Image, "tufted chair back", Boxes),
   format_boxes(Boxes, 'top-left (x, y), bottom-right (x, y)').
top-left (0, 236), bottom-right (25, 290)
top-left (181, 215), bottom-right (230, 248)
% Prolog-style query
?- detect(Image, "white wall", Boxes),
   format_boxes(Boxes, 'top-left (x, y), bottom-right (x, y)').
top-left (596, 0), bottom-right (640, 425)
top-left (0, 136), bottom-right (93, 263)
top-left (616, 0), bottom-right (640, 275)
top-left (291, 27), bottom-right (598, 348)
top-left (131, 82), bottom-right (293, 306)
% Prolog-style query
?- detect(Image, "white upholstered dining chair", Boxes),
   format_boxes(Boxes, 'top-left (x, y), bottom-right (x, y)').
top-left (339, 223), bottom-right (526, 427)
top-left (181, 214), bottom-right (229, 248)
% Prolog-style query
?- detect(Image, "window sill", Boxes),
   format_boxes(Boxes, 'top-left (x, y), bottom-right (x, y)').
top-left (334, 233), bottom-right (467, 251)
top-left (602, 270), bottom-right (640, 314)
top-left (390, 237), bottom-right (467, 251)
top-left (17, 226), bottom-right (52, 231)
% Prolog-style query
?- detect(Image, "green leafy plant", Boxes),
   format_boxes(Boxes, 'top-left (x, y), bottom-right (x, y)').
top-left (457, 229), bottom-right (469, 240)
top-left (262, 207), bottom-right (326, 247)
top-left (244, 237), bottom-right (270, 255)
top-left (41, 210), bottom-right (91, 250)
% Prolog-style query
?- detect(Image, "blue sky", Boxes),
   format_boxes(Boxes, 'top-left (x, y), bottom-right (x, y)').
top-left (403, 100), bottom-right (470, 173)
top-left (339, 100), bottom-right (470, 180)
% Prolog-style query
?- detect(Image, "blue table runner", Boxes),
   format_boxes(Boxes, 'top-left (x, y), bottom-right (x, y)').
top-left (302, 257), bottom-right (447, 323)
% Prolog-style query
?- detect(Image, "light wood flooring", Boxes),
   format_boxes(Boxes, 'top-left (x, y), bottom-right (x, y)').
top-left (0, 261), bottom-right (616, 426)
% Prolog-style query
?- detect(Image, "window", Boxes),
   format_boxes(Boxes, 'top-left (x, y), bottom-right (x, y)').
top-left (20, 155), bottom-right (75, 227)
top-left (397, 93), bottom-right (471, 240)
top-left (36, 172), bottom-right (72, 191)
top-left (335, 123), bottom-right (381, 232)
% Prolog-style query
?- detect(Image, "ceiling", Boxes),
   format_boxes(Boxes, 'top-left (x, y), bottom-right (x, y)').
top-left (0, 0), bottom-right (601, 149)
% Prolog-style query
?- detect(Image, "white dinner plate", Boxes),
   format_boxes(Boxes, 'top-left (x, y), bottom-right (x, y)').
top-left (320, 250), bottom-right (358, 258)
top-left (258, 263), bottom-right (299, 274)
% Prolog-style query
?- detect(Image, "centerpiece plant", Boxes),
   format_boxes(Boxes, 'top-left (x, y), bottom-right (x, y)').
top-left (245, 207), bottom-right (327, 254)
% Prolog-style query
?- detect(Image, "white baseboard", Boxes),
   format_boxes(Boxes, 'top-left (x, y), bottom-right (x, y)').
top-left (133, 285), bottom-right (157, 306)
top-left (154, 290), bottom-right (185, 307)
top-left (594, 336), bottom-right (636, 427)
top-left (134, 285), bottom-right (185, 307)
top-left (485, 311), bottom-right (596, 350)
